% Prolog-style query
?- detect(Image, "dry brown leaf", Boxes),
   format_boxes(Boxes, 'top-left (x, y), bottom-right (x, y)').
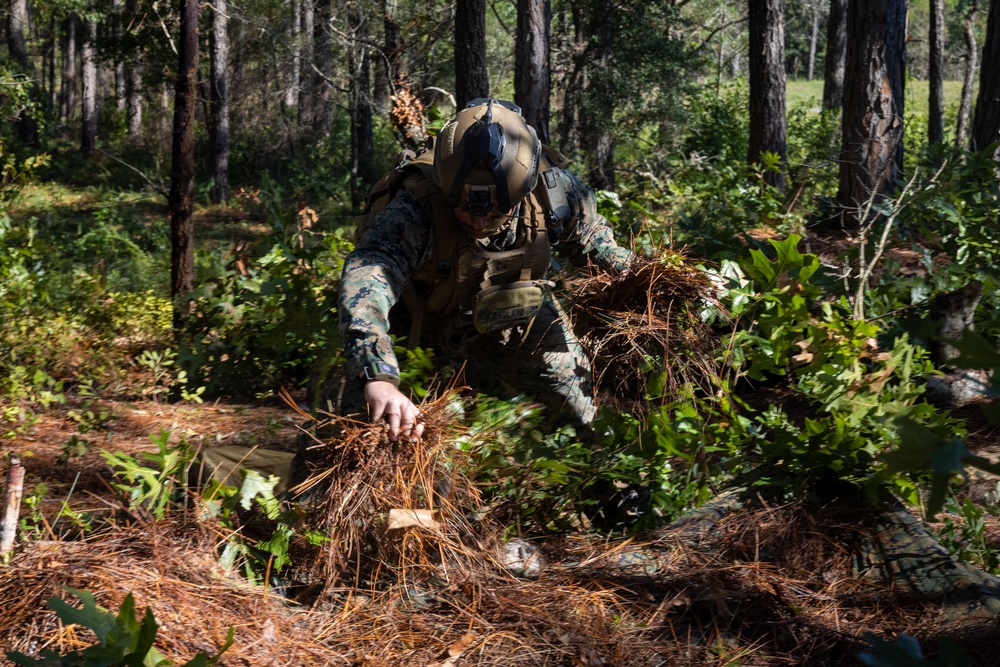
top-left (387, 508), bottom-right (440, 531)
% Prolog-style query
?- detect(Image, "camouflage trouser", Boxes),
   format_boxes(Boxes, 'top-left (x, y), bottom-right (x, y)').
top-left (459, 296), bottom-right (597, 427)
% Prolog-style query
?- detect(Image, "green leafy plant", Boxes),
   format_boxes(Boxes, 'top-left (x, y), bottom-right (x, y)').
top-left (175, 202), bottom-right (351, 397)
top-left (934, 497), bottom-right (1000, 573)
top-left (6, 587), bottom-right (233, 667)
top-left (720, 235), bottom-right (958, 498)
top-left (18, 482), bottom-right (50, 541)
top-left (102, 430), bottom-right (195, 520)
top-left (201, 471), bottom-right (324, 584)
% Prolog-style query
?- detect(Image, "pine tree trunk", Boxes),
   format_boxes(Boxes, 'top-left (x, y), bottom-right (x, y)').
top-left (929, 0), bottom-right (945, 145)
top-left (285, 0), bottom-right (301, 112)
top-left (582, 0), bottom-right (614, 189)
top-left (48, 18), bottom-right (58, 113)
top-left (556, 1), bottom-right (585, 159)
top-left (298, 0), bottom-right (314, 117)
top-left (60, 15), bottom-right (78, 122)
top-left (837, 0), bottom-right (907, 225)
top-left (112, 0), bottom-right (127, 112)
top-left (807, 0), bottom-right (819, 81)
top-left (515, 0), bottom-right (551, 144)
top-left (373, 0), bottom-right (400, 114)
top-left (956, 0), bottom-right (979, 146)
top-left (170, 0), bottom-right (199, 318)
top-left (313, 0), bottom-right (333, 132)
top-left (822, 0), bottom-right (847, 111)
top-left (8, 0), bottom-right (39, 143)
top-left (349, 6), bottom-right (374, 211)
top-left (748, 0), bottom-right (787, 190)
top-left (209, 0), bottom-right (230, 204)
top-left (81, 16), bottom-right (98, 150)
top-left (124, 0), bottom-right (143, 140)
top-left (971, 0), bottom-right (1000, 156)
top-left (7, 0), bottom-right (29, 67)
top-left (455, 0), bottom-right (489, 108)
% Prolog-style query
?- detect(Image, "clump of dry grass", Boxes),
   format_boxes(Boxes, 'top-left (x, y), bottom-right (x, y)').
top-left (567, 251), bottom-right (725, 412)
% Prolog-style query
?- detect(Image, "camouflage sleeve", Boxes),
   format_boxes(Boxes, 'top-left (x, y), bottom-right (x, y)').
top-left (552, 169), bottom-right (634, 273)
top-left (338, 190), bottom-right (433, 379)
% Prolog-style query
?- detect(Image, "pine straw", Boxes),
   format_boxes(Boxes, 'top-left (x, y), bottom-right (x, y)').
top-left (567, 251), bottom-right (724, 412)
top-left (0, 520), bottom-right (344, 666)
top-left (6, 500), bottom-right (992, 666)
top-left (286, 390), bottom-right (495, 587)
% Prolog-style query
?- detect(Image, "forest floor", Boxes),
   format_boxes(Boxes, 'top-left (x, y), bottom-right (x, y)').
top-left (4, 377), bottom-right (1000, 666)
top-left (4, 204), bottom-right (1000, 664)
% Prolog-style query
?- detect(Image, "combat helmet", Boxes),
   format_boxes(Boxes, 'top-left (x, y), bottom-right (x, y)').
top-left (433, 98), bottom-right (542, 223)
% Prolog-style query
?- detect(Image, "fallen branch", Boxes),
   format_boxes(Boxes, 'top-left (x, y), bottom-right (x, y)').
top-left (1, 455), bottom-right (25, 559)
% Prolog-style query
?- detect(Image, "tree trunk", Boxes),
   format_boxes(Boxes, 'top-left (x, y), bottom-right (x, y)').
top-left (285, 0), bottom-right (301, 112)
top-left (8, 0), bottom-right (39, 143)
top-left (837, 0), bottom-right (906, 225)
top-left (124, 0), bottom-right (144, 140)
top-left (209, 0), bottom-right (230, 204)
top-left (170, 0), bottom-right (199, 318)
top-left (349, 6), bottom-right (374, 211)
top-left (298, 0), bottom-right (314, 117)
top-left (556, 0), bottom-right (585, 159)
top-left (454, 0), bottom-right (489, 108)
top-left (748, 0), bottom-right (787, 190)
top-left (928, 0), bottom-right (945, 145)
top-left (309, 0), bottom-right (333, 132)
top-left (581, 0), bottom-right (614, 189)
top-left (60, 14), bottom-right (78, 122)
top-left (112, 0), bottom-right (127, 112)
top-left (956, 0), bottom-right (979, 146)
top-left (81, 15), bottom-right (98, 150)
top-left (971, 0), bottom-right (1000, 156)
top-left (822, 0), bottom-right (847, 111)
top-left (373, 0), bottom-right (400, 114)
top-left (48, 17), bottom-right (57, 113)
top-left (7, 0), bottom-right (29, 67)
top-left (515, 0), bottom-right (551, 144)
top-left (807, 0), bottom-right (820, 81)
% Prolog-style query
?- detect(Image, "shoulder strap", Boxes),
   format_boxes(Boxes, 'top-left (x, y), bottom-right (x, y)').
top-left (541, 144), bottom-right (571, 169)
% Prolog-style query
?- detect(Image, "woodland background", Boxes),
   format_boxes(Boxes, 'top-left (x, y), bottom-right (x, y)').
top-left (3, 0), bottom-right (1000, 665)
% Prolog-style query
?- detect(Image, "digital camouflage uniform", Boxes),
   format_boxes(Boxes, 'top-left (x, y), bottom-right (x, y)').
top-left (338, 167), bottom-right (632, 426)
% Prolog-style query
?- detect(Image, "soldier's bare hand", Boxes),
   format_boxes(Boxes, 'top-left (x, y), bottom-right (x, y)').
top-left (364, 380), bottom-right (424, 442)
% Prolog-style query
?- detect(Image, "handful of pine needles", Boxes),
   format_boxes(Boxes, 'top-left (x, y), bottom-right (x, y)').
top-left (284, 391), bottom-right (490, 586)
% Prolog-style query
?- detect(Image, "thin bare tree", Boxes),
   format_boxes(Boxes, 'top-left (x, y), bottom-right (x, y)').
top-left (929, 0), bottom-right (945, 145)
top-left (955, 0), bottom-right (979, 146)
top-left (170, 0), bottom-right (200, 322)
top-left (209, 0), bottom-right (230, 204)
top-left (81, 13), bottom-right (98, 150)
top-left (822, 0), bottom-right (847, 111)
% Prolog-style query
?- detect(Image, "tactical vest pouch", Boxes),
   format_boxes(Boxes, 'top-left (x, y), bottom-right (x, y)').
top-left (472, 280), bottom-right (552, 334)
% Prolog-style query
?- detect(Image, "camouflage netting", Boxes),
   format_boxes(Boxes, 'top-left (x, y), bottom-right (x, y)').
top-left (567, 251), bottom-right (724, 413)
